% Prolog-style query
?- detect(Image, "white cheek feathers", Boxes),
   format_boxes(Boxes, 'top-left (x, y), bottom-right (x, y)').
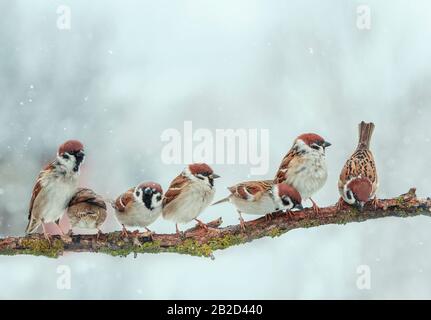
top-left (152, 193), bottom-right (163, 208)
top-left (133, 187), bottom-right (143, 202)
top-left (343, 186), bottom-right (356, 205)
top-left (56, 153), bottom-right (76, 172)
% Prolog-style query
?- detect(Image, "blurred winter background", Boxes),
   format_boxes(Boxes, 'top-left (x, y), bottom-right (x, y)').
top-left (0, 0), bottom-right (431, 299)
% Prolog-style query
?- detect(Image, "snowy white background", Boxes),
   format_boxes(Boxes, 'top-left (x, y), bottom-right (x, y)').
top-left (0, 0), bottom-right (431, 299)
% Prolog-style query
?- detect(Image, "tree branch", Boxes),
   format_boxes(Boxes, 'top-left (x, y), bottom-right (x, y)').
top-left (0, 188), bottom-right (429, 259)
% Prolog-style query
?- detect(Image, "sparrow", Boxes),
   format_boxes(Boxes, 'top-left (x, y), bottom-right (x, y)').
top-left (26, 140), bottom-right (85, 240)
top-left (162, 163), bottom-right (220, 235)
top-left (337, 121), bottom-right (378, 211)
top-left (212, 180), bottom-right (303, 230)
top-left (112, 182), bottom-right (163, 237)
top-left (67, 188), bottom-right (107, 237)
top-left (274, 133), bottom-right (331, 214)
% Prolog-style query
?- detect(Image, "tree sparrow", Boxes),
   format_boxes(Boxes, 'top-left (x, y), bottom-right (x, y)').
top-left (67, 188), bottom-right (107, 237)
top-left (213, 180), bottom-right (303, 230)
top-left (26, 140), bottom-right (85, 240)
top-left (338, 122), bottom-right (379, 211)
top-left (112, 182), bottom-right (163, 236)
top-left (162, 163), bottom-right (220, 235)
top-left (274, 133), bottom-right (331, 214)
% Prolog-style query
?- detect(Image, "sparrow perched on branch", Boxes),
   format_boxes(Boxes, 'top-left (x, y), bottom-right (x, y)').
top-left (112, 182), bottom-right (163, 237)
top-left (337, 122), bottom-right (379, 211)
top-left (26, 140), bottom-right (85, 240)
top-left (274, 133), bottom-right (331, 214)
top-left (67, 188), bottom-right (107, 237)
top-left (162, 163), bottom-right (220, 235)
top-left (213, 180), bottom-right (302, 230)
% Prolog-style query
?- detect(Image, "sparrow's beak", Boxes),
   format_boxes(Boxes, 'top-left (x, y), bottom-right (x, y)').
top-left (323, 141), bottom-right (332, 148)
top-left (75, 150), bottom-right (85, 163)
top-left (212, 174), bottom-right (221, 179)
top-left (294, 203), bottom-right (304, 210)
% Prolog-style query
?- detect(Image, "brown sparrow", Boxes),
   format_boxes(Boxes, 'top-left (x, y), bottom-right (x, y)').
top-left (213, 180), bottom-right (302, 230)
top-left (112, 182), bottom-right (163, 236)
top-left (338, 122), bottom-right (378, 210)
top-left (162, 163), bottom-right (220, 234)
top-left (274, 133), bottom-right (331, 214)
top-left (26, 140), bottom-right (85, 240)
top-left (67, 188), bottom-right (107, 236)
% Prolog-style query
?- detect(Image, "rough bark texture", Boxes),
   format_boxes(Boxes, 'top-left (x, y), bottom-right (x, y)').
top-left (0, 188), bottom-right (429, 259)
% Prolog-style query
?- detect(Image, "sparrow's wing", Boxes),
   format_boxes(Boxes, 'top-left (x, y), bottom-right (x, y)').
top-left (229, 180), bottom-right (273, 202)
top-left (28, 162), bottom-right (57, 220)
top-left (113, 188), bottom-right (135, 213)
top-left (26, 163), bottom-right (56, 233)
top-left (339, 149), bottom-right (378, 192)
top-left (68, 203), bottom-right (100, 219)
top-left (274, 148), bottom-right (301, 184)
top-left (162, 174), bottom-right (189, 208)
top-left (28, 180), bottom-right (43, 221)
top-left (69, 188), bottom-right (107, 210)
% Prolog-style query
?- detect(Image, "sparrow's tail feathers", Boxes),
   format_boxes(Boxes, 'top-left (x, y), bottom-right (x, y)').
top-left (358, 121), bottom-right (375, 150)
top-left (25, 218), bottom-right (40, 234)
top-left (212, 197), bottom-right (230, 206)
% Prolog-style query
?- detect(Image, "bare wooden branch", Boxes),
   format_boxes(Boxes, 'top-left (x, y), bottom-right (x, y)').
top-left (0, 188), bottom-right (430, 259)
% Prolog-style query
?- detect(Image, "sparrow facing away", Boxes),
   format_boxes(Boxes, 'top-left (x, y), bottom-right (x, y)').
top-left (67, 188), bottom-right (107, 236)
top-left (338, 122), bottom-right (378, 211)
top-left (112, 182), bottom-right (163, 236)
top-left (274, 133), bottom-right (331, 214)
top-left (162, 163), bottom-right (220, 235)
top-left (26, 140), bottom-right (85, 240)
top-left (213, 180), bottom-right (303, 230)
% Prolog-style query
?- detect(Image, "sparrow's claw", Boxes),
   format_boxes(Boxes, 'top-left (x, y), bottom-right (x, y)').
top-left (41, 223), bottom-right (52, 245)
top-left (265, 213), bottom-right (274, 221)
top-left (236, 212), bottom-right (246, 232)
top-left (371, 197), bottom-right (380, 210)
top-left (310, 198), bottom-right (321, 216)
top-left (43, 232), bottom-right (52, 245)
top-left (194, 219), bottom-right (209, 231)
top-left (285, 210), bottom-right (296, 220)
top-left (96, 229), bottom-right (103, 241)
top-left (239, 218), bottom-right (246, 232)
top-left (121, 225), bottom-right (129, 238)
top-left (176, 231), bottom-right (186, 240)
top-left (176, 224), bottom-right (186, 239)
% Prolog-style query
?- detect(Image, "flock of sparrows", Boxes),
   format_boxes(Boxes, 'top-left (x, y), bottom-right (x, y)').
top-left (25, 121), bottom-right (378, 241)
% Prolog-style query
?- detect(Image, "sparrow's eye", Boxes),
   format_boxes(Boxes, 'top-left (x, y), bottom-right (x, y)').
top-left (347, 190), bottom-right (353, 200)
top-left (311, 144), bottom-right (321, 151)
top-left (196, 174), bottom-right (205, 180)
top-left (63, 154), bottom-right (70, 160)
